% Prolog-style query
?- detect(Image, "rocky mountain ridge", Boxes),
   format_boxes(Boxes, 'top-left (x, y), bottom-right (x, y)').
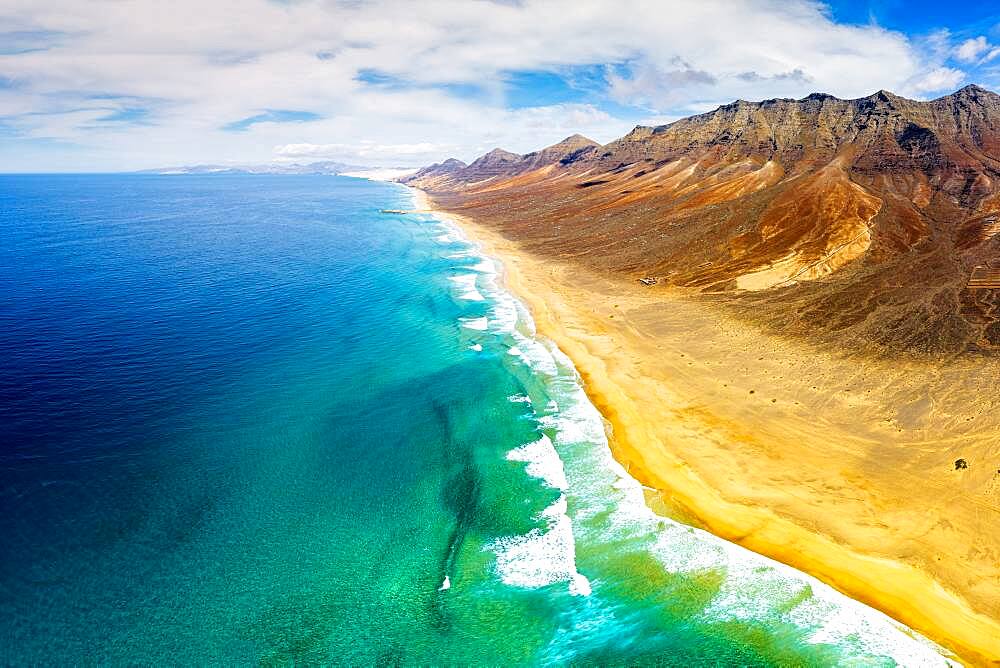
top-left (403, 85), bottom-right (1000, 354)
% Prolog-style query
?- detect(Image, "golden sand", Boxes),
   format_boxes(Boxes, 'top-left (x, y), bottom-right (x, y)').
top-left (413, 189), bottom-right (1000, 666)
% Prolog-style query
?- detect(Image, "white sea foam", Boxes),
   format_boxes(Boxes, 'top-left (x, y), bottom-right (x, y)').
top-left (412, 191), bottom-right (593, 600)
top-left (489, 495), bottom-right (591, 597)
top-left (459, 316), bottom-right (488, 331)
top-left (470, 258), bottom-right (495, 273)
top-left (448, 273), bottom-right (485, 301)
top-left (469, 343), bottom-right (483, 352)
top-left (504, 333), bottom-right (560, 379)
top-left (404, 184), bottom-right (956, 665)
top-left (507, 436), bottom-right (569, 491)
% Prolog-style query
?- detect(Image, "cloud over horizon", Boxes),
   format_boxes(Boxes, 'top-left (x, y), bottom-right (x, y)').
top-left (0, 0), bottom-right (998, 171)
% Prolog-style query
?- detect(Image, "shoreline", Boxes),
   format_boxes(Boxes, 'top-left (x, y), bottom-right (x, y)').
top-left (409, 187), bottom-right (1000, 666)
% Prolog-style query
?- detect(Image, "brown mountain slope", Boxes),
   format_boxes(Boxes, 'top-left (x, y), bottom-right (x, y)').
top-left (405, 88), bottom-right (1000, 664)
top-left (403, 85), bottom-right (1000, 355)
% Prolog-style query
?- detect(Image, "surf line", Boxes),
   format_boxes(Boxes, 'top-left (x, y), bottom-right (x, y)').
top-left (414, 186), bottom-right (592, 598)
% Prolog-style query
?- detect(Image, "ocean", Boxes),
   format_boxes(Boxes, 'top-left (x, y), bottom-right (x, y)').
top-left (0, 174), bottom-right (954, 665)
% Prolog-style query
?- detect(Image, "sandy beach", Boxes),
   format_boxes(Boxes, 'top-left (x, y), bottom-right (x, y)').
top-left (413, 188), bottom-right (1000, 665)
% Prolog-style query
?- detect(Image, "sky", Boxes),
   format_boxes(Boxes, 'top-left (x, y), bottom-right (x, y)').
top-left (2, 0), bottom-right (1000, 172)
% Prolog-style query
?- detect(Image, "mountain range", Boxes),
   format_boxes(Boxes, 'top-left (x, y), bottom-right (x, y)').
top-left (403, 85), bottom-right (1000, 355)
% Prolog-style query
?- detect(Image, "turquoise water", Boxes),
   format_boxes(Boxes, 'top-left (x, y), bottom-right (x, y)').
top-left (0, 174), bottom-right (955, 664)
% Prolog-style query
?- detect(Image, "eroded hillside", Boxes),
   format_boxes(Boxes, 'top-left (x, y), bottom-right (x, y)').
top-left (403, 85), bottom-right (1000, 354)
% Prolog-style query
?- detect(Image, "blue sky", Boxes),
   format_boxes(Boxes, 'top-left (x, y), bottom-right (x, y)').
top-left (1, 0), bottom-right (999, 171)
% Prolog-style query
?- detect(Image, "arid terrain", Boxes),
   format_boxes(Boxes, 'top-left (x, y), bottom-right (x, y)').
top-left (404, 85), bottom-right (1000, 664)
top-left (407, 85), bottom-right (1000, 353)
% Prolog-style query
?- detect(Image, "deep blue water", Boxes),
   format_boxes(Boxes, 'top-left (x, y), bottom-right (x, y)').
top-left (0, 174), bottom-right (953, 665)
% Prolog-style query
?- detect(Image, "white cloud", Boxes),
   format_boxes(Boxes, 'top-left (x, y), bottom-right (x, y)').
top-left (921, 29), bottom-right (954, 62)
top-left (275, 141), bottom-right (450, 161)
top-left (0, 0), bottom-right (980, 171)
top-left (637, 114), bottom-right (684, 127)
top-left (906, 67), bottom-right (966, 94)
top-left (955, 36), bottom-right (990, 63)
top-left (607, 61), bottom-right (717, 109)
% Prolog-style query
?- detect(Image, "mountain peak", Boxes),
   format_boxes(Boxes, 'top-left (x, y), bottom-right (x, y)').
top-left (958, 83), bottom-right (987, 94)
top-left (801, 92), bottom-right (839, 102)
top-left (950, 83), bottom-right (997, 100)
top-left (451, 147), bottom-right (525, 179)
top-left (476, 148), bottom-right (521, 161)
top-left (867, 89), bottom-right (905, 104)
top-left (557, 133), bottom-right (599, 146)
